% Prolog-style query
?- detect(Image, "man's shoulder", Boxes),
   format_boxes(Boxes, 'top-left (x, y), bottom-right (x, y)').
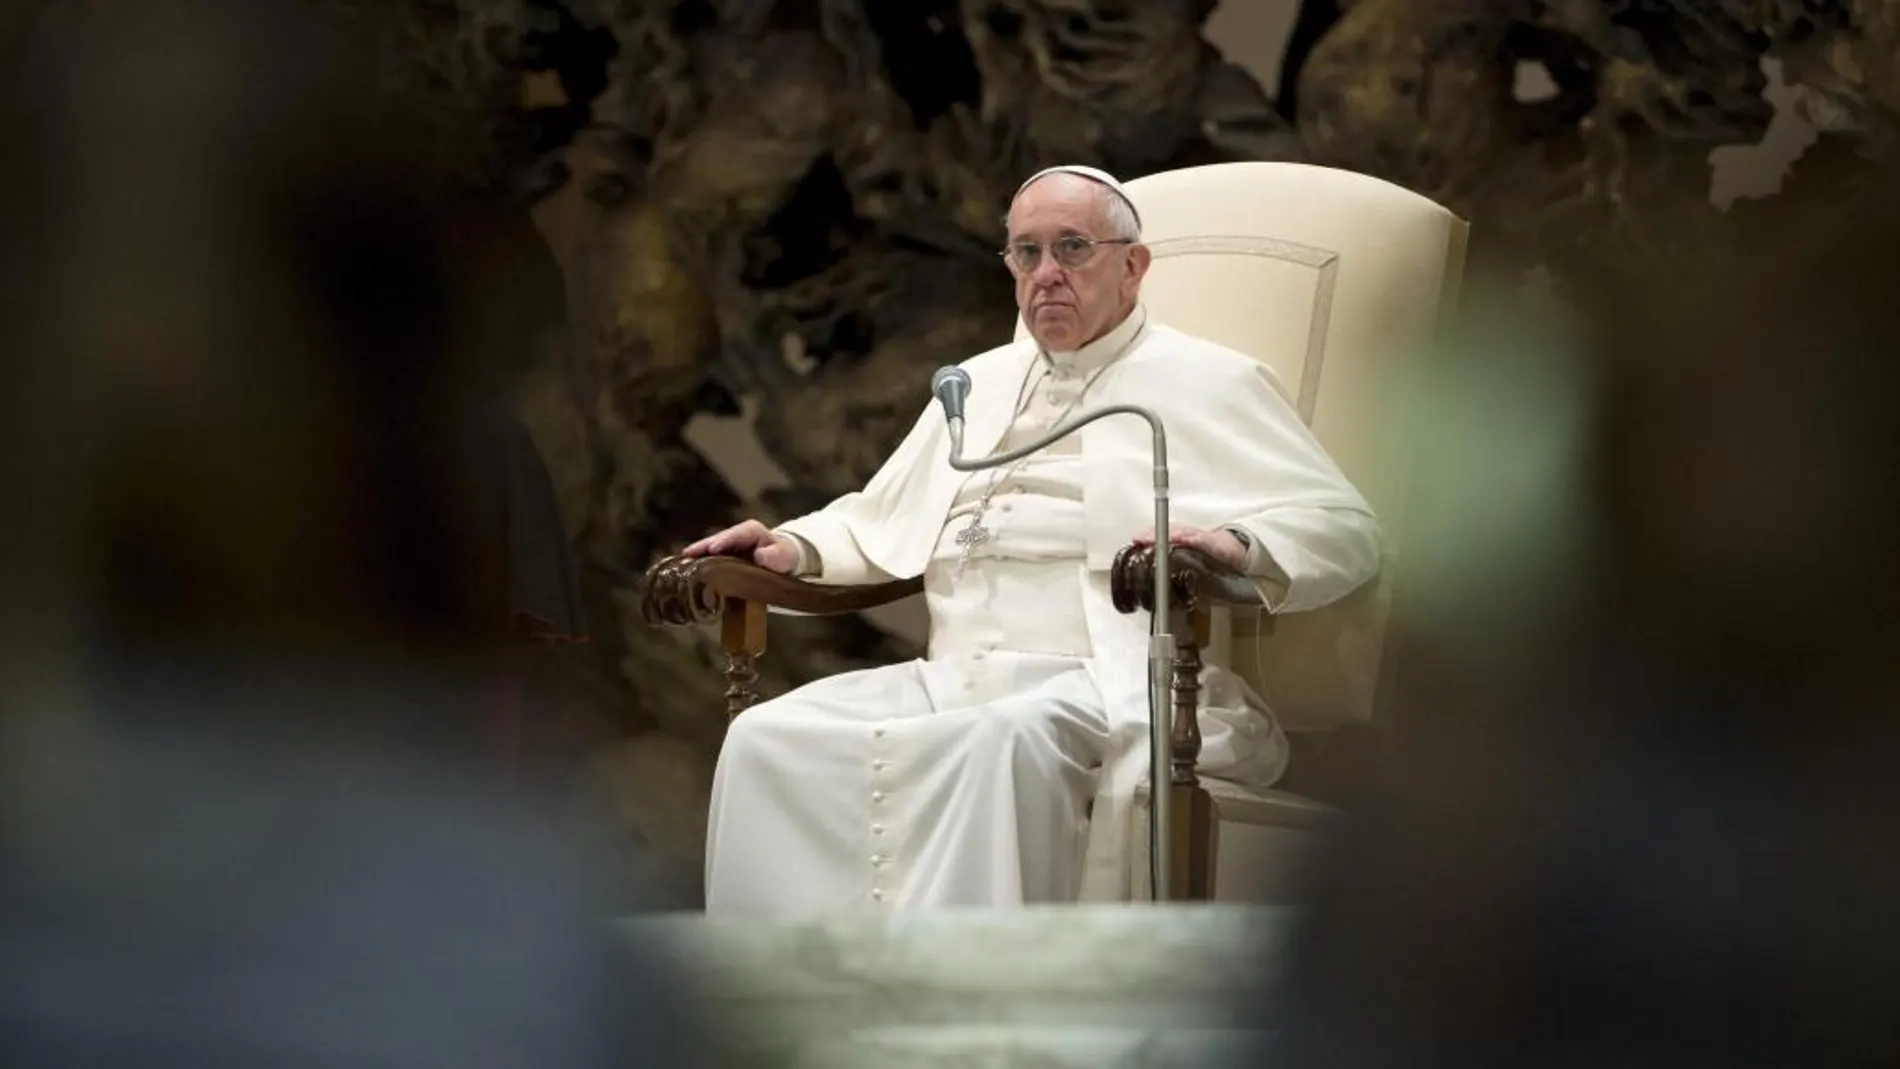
top-left (1128, 324), bottom-right (1298, 407)
top-left (1137, 323), bottom-right (1272, 381)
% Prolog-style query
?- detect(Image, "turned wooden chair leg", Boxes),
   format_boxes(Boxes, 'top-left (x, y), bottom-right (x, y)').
top-left (720, 598), bottom-right (768, 719)
top-left (1169, 604), bottom-right (1218, 901)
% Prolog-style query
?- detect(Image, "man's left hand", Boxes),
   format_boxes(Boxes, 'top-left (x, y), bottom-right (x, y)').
top-left (1130, 524), bottom-right (1249, 571)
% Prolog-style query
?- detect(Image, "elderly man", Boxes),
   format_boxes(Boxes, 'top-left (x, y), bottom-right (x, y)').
top-left (683, 165), bottom-right (1379, 913)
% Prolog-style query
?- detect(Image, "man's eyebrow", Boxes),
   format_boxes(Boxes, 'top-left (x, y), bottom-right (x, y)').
top-left (1007, 227), bottom-right (1089, 242)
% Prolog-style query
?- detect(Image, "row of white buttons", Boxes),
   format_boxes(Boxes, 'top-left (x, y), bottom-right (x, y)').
top-left (870, 727), bottom-right (893, 904)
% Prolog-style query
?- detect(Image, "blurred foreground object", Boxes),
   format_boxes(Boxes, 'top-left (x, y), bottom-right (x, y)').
top-left (621, 903), bottom-right (1283, 1067)
top-left (1273, 161), bottom-right (1900, 1066)
top-left (0, 1), bottom-right (697, 1064)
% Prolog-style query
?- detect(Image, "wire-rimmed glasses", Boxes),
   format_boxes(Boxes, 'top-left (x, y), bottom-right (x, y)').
top-left (1000, 235), bottom-right (1135, 275)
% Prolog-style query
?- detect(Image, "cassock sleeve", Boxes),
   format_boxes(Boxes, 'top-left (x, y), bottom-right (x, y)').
top-left (771, 402), bottom-right (943, 586)
top-left (1198, 360), bottom-right (1383, 615)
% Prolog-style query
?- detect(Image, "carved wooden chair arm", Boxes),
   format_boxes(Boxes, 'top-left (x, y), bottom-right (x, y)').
top-left (641, 553), bottom-right (923, 720)
top-left (1108, 540), bottom-right (1265, 900)
top-left (640, 553), bottom-right (923, 628)
top-left (1109, 543), bottom-right (1265, 617)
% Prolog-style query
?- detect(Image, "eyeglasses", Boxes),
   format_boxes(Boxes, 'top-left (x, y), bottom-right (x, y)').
top-left (1000, 235), bottom-right (1135, 275)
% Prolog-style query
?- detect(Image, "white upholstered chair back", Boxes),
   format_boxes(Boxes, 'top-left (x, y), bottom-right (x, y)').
top-left (1019, 161), bottom-right (1468, 729)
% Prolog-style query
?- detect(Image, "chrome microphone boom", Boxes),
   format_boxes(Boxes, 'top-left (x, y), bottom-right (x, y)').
top-left (931, 367), bottom-right (1175, 902)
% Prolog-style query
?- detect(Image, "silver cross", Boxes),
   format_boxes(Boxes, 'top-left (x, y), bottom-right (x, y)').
top-left (952, 512), bottom-right (991, 578)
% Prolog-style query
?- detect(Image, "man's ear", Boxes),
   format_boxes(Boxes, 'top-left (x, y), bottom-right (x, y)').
top-left (1126, 243), bottom-right (1152, 287)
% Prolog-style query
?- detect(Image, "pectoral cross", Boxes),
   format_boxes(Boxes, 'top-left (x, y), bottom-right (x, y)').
top-left (953, 511), bottom-right (991, 578)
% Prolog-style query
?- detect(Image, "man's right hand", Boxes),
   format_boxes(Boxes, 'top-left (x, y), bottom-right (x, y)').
top-left (681, 519), bottom-right (800, 575)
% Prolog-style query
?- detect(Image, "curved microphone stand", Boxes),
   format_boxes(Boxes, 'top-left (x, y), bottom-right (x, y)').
top-left (935, 370), bottom-right (1175, 902)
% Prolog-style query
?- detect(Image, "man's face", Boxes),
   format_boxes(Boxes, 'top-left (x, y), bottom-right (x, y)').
top-left (1006, 175), bottom-right (1150, 352)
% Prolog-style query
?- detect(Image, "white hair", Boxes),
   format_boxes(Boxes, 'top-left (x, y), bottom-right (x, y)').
top-left (1096, 186), bottom-right (1142, 241)
top-left (1007, 165), bottom-right (1144, 241)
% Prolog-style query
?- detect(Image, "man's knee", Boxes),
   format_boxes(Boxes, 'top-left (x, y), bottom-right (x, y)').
top-left (981, 697), bottom-right (1105, 769)
top-left (717, 695), bottom-right (802, 765)
top-left (717, 678), bottom-right (867, 759)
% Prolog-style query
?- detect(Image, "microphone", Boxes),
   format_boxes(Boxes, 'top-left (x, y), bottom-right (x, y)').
top-left (931, 365), bottom-right (971, 454)
top-left (927, 358), bottom-right (1179, 900)
top-left (931, 366), bottom-right (971, 422)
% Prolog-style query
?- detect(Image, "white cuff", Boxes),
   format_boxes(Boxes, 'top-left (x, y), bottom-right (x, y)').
top-left (776, 530), bottom-right (820, 578)
top-left (1222, 524), bottom-right (1291, 611)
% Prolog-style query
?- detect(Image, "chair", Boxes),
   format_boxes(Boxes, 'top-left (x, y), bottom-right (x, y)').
top-left (642, 161), bottom-right (1468, 900)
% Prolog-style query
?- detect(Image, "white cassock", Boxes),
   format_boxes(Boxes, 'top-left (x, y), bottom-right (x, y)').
top-left (704, 304), bottom-right (1379, 914)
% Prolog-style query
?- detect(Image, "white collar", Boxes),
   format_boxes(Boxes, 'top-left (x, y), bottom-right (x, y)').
top-left (1042, 304), bottom-right (1147, 374)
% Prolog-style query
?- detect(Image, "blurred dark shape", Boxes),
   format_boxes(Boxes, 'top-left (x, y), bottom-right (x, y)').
top-left (5, 0), bottom-right (489, 713)
top-left (0, 1), bottom-right (698, 1065)
top-left (457, 397), bottom-right (590, 642)
top-left (429, 181), bottom-right (596, 789)
top-left (0, 723), bottom-right (683, 1069)
top-left (1274, 166), bottom-right (1900, 1064)
top-left (452, 397), bottom-right (595, 789)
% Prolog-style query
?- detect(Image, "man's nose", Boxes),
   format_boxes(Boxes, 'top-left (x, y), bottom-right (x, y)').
top-left (1029, 254), bottom-right (1065, 286)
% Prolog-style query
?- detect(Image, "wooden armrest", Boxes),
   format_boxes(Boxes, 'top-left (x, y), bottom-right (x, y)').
top-left (1110, 543), bottom-right (1265, 616)
top-left (640, 553), bottom-right (923, 628)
